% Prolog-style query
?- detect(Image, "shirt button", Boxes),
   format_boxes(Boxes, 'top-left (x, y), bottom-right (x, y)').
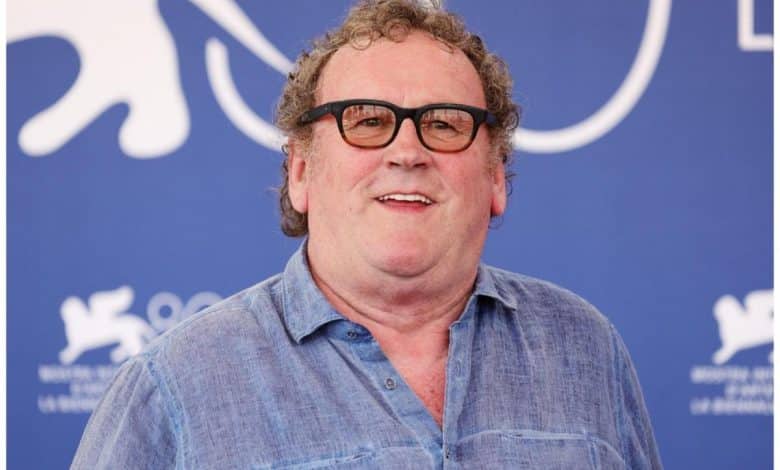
top-left (384, 377), bottom-right (397, 390)
top-left (346, 330), bottom-right (358, 339)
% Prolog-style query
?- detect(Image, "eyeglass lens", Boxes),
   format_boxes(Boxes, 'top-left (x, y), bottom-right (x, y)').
top-left (341, 103), bottom-right (476, 151)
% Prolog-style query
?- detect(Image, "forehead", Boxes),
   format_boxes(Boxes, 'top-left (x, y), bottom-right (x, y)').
top-left (318, 31), bottom-right (486, 108)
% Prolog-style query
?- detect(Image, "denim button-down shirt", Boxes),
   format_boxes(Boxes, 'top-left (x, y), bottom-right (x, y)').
top-left (72, 246), bottom-right (662, 469)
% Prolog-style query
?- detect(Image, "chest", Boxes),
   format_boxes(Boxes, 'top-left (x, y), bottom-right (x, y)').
top-left (173, 317), bottom-right (629, 469)
top-left (392, 358), bottom-right (447, 426)
top-left (179, 342), bottom-right (627, 469)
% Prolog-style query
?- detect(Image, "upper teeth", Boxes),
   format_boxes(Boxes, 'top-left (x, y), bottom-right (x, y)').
top-left (378, 193), bottom-right (433, 204)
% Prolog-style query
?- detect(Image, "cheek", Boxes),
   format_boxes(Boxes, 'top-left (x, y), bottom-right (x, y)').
top-left (307, 150), bottom-right (377, 208)
top-left (445, 157), bottom-right (494, 200)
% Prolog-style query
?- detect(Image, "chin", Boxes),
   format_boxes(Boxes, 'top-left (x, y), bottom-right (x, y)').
top-left (369, 246), bottom-right (435, 278)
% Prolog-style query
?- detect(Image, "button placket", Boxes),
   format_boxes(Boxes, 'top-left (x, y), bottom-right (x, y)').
top-left (442, 299), bottom-right (477, 462)
top-left (344, 323), bottom-right (443, 451)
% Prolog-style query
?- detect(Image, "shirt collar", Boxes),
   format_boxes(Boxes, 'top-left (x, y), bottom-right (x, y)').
top-left (473, 263), bottom-right (518, 311)
top-left (281, 243), bottom-right (518, 343)
top-left (281, 242), bottom-right (344, 343)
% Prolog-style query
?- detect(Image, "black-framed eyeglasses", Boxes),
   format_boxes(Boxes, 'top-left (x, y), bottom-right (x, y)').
top-left (298, 99), bottom-right (497, 152)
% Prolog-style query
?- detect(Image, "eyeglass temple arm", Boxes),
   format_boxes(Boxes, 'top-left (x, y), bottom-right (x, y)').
top-left (298, 103), bottom-right (335, 125)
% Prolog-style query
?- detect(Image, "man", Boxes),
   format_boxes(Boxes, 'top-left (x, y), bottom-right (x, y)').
top-left (73, 1), bottom-right (661, 468)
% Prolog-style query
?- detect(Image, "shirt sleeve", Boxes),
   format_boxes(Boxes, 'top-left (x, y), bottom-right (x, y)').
top-left (611, 326), bottom-right (664, 470)
top-left (70, 356), bottom-right (178, 469)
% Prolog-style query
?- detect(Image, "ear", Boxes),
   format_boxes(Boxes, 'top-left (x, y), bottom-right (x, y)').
top-left (287, 139), bottom-right (310, 214)
top-left (490, 161), bottom-right (507, 217)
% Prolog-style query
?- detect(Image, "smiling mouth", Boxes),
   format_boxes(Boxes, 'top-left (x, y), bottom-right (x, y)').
top-left (376, 193), bottom-right (434, 205)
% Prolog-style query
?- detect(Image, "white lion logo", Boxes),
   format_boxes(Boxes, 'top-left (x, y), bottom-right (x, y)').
top-left (8, 0), bottom-right (188, 158)
top-left (7, 0), bottom-right (293, 158)
top-left (59, 286), bottom-right (156, 365)
top-left (712, 289), bottom-right (773, 365)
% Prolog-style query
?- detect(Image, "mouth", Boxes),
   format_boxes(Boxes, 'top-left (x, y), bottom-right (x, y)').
top-left (375, 192), bottom-right (435, 207)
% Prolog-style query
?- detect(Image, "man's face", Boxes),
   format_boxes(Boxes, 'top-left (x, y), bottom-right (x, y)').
top-left (289, 31), bottom-right (506, 283)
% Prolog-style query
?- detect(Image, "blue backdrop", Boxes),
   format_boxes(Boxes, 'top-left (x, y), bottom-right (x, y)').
top-left (7, 0), bottom-right (773, 468)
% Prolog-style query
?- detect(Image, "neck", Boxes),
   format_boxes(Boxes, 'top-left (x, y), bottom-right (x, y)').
top-left (307, 247), bottom-right (477, 354)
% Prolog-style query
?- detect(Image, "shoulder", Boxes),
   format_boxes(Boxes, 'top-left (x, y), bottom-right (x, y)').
top-left (73, 274), bottom-right (292, 467)
top-left (481, 264), bottom-right (618, 352)
top-left (484, 265), bottom-right (612, 328)
top-left (137, 273), bottom-right (288, 371)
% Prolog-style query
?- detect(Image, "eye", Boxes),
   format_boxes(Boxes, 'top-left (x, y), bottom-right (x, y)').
top-left (356, 117), bottom-right (384, 128)
top-left (421, 109), bottom-right (473, 137)
top-left (428, 120), bottom-right (457, 131)
top-left (342, 104), bottom-right (395, 132)
top-left (422, 118), bottom-right (466, 137)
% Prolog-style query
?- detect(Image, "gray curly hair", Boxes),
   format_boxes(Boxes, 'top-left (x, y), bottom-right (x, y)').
top-left (275, 0), bottom-right (520, 237)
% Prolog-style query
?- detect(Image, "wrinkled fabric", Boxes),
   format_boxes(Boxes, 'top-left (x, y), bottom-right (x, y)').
top-left (72, 246), bottom-right (662, 469)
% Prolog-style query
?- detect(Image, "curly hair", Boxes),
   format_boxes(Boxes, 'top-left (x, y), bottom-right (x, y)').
top-left (275, 0), bottom-right (520, 237)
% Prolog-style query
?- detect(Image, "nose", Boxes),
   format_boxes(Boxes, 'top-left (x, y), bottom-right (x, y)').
top-left (384, 118), bottom-right (431, 169)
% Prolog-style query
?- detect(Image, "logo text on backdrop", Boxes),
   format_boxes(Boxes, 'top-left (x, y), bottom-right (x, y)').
top-left (689, 289), bottom-right (773, 416)
top-left (38, 286), bottom-right (222, 414)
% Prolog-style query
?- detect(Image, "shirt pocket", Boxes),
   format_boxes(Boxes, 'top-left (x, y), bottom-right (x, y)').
top-left (454, 429), bottom-right (626, 470)
top-left (253, 446), bottom-right (432, 470)
top-left (253, 451), bottom-right (373, 470)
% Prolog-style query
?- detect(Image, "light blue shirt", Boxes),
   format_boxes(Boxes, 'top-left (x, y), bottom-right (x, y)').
top-left (72, 246), bottom-right (662, 469)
